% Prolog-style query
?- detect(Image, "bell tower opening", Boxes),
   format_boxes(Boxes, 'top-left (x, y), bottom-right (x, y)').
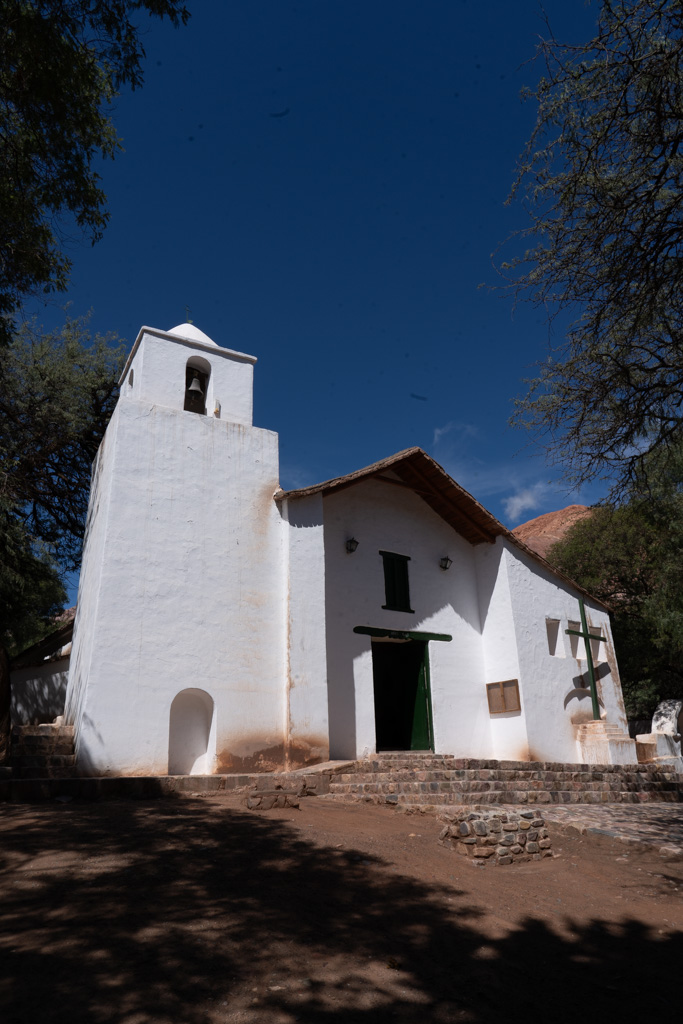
top-left (184, 356), bottom-right (211, 415)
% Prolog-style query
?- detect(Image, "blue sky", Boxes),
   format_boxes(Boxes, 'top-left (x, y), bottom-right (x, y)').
top-left (31, 0), bottom-right (604, 532)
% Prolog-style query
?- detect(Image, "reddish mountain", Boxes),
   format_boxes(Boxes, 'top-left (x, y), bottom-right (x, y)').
top-left (512, 505), bottom-right (593, 560)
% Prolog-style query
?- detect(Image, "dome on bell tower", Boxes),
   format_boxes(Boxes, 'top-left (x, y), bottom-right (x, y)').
top-left (167, 323), bottom-right (218, 347)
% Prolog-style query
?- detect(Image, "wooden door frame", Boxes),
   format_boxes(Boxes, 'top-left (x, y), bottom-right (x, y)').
top-left (368, 635), bottom-right (440, 752)
top-left (356, 625), bottom-right (451, 753)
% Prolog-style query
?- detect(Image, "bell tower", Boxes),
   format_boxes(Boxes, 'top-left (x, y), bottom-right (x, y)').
top-left (119, 321), bottom-right (255, 425)
top-left (64, 323), bottom-right (291, 777)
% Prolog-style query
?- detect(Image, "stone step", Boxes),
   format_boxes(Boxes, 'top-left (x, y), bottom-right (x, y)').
top-left (333, 770), bottom-right (679, 782)
top-left (355, 756), bottom-right (653, 773)
top-left (0, 769), bottom-right (333, 803)
top-left (12, 726), bottom-right (74, 744)
top-left (328, 778), bottom-right (681, 798)
top-left (336, 768), bottom-right (680, 785)
top-left (325, 751), bottom-right (683, 808)
top-left (367, 756), bottom-right (449, 764)
top-left (394, 783), bottom-right (681, 802)
top-left (10, 738), bottom-right (76, 756)
top-left (10, 723), bottom-right (76, 779)
top-left (13, 765), bottom-right (80, 780)
top-left (357, 758), bottom-right (475, 771)
top-left (323, 788), bottom-right (683, 807)
top-left (11, 754), bottom-right (77, 768)
top-left (11, 724), bottom-right (74, 737)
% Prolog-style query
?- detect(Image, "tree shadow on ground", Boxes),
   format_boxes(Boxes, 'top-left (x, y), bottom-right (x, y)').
top-left (0, 798), bottom-right (680, 1024)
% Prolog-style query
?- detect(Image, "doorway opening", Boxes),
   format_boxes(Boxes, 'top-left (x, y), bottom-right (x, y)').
top-left (371, 639), bottom-right (433, 751)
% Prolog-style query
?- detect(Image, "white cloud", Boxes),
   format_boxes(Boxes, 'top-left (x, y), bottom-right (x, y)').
top-left (429, 416), bottom-right (604, 525)
top-left (432, 421), bottom-right (478, 447)
top-left (502, 481), bottom-right (554, 523)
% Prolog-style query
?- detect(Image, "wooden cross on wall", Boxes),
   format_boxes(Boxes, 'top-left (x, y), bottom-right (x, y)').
top-left (565, 597), bottom-right (607, 722)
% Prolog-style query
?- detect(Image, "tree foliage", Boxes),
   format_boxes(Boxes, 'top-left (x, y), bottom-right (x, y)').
top-left (0, 499), bottom-right (66, 657)
top-left (505, 0), bottom-right (683, 496)
top-left (547, 482), bottom-right (683, 720)
top-left (0, 315), bottom-right (125, 654)
top-left (0, 1), bottom-right (189, 345)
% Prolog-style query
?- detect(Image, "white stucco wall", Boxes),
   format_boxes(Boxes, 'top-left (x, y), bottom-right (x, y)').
top-left (474, 542), bottom-right (528, 760)
top-left (322, 478), bottom-right (492, 760)
top-left (282, 493), bottom-right (330, 765)
top-left (64, 425), bottom-right (117, 731)
top-left (500, 540), bottom-right (626, 763)
top-left (66, 329), bottom-right (288, 776)
top-left (11, 657), bottom-right (69, 725)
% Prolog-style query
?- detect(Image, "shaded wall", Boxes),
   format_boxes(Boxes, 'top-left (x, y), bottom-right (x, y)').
top-left (502, 540), bottom-right (626, 763)
top-left (283, 493), bottom-right (330, 766)
top-left (11, 657), bottom-right (69, 726)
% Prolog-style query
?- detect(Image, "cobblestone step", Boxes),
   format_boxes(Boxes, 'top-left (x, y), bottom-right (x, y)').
top-left (337, 768), bottom-right (680, 785)
top-left (332, 771), bottom-right (682, 788)
top-left (12, 765), bottom-right (80, 780)
top-left (12, 754), bottom-right (77, 767)
top-left (11, 724), bottom-right (74, 738)
top-left (323, 788), bottom-right (683, 807)
top-left (10, 754), bottom-right (78, 780)
top-left (355, 757), bottom-right (662, 774)
top-left (328, 781), bottom-right (682, 802)
top-left (325, 753), bottom-right (683, 808)
top-left (11, 737), bottom-right (75, 755)
top-left (9, 724), bottom-right (78, 779)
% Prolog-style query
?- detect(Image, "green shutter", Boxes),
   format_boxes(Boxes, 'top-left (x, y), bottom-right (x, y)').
top-left (380, 551), bottom-right (414, 613)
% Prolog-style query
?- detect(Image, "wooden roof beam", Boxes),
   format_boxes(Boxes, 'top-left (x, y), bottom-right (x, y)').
top-left (399, 459), bottom-right (496, 544)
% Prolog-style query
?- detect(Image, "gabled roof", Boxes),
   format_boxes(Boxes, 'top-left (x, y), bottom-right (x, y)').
top-left (277, 447), bottom-right (505, 545)
top-left (276, 447), bottom-right (609, 609)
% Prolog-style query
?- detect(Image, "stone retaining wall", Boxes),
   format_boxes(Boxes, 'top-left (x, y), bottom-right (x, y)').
top-left (0, 770), bottom-right (331, 803)
top-left (439, 809), bottom-right (554, 865)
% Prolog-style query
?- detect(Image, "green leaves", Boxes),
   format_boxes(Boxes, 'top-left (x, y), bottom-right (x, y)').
top-left (505, 0), bottom-right (683, 496)
top-left (0, 1), bottom-right (189, 346)
top-left (0, 2), bottom-right (190, 647)
top-left (0, 314), bottom-right (124, 652)
top-left (0, 495), bottom-right (66, 656)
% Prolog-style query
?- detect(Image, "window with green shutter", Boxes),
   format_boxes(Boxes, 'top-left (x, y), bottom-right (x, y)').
top-left (380, 551), bottom-right (414, 613)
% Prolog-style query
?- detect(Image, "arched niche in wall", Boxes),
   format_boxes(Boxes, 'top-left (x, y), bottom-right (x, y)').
top-left (168, 687), bottom-right (215, 775)
top-left (184, 355), bottom-right (212, 415)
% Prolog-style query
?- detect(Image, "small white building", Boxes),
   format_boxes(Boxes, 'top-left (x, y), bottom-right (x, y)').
top-left (10, 609), bottom-right (74, 726)
top-left (64, 323), bottom-right (637, 776)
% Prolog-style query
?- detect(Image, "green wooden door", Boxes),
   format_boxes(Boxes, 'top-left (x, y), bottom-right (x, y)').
top-left (410, 654), bottom-right (432, 750)
top-left (372, 640), bottom-right (433, 751)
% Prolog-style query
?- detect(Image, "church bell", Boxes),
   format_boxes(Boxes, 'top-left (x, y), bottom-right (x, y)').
top-left (184, 372), bottom-right (206, 414)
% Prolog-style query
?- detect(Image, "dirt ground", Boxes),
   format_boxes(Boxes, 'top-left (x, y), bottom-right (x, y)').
top-left (1, 792), bottom-right (682, 1024)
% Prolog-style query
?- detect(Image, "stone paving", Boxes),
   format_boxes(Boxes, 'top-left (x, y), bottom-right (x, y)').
top-left (488, 802), bottom-right (683, 859)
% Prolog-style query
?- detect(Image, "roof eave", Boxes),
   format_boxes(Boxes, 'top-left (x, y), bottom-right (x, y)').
top-left (276, 446), bottom-right (611, 609)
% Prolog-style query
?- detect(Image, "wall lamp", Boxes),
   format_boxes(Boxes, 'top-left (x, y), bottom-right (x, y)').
top-left (345, 537), bottom-right (359, 554)
top-left (439, 555), bottom-right (453, 571)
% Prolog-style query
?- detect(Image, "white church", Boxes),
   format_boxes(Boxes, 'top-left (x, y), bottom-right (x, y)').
top-left (61, 322), bottom-right (638, 777)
